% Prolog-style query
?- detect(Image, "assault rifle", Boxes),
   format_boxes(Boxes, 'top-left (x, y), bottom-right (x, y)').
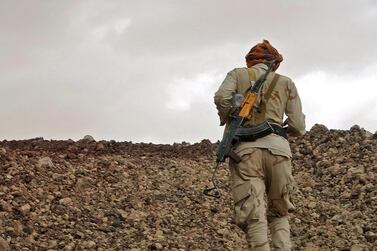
top-left (203, 63), bottom-right (274, 198)
top-left (215, 94), bottom-right (244, 164)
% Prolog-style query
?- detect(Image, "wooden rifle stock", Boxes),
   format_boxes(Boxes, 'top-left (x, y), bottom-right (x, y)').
top-left (239, 62), bottom-right (275, 118)
top-left (239, 92), bottom-right (258, 118)
top-left (204, 63), bottom-right (274, 199)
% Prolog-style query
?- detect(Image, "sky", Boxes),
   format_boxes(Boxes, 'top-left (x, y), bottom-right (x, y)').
top-left (1, 0), bottom-right (377, 143)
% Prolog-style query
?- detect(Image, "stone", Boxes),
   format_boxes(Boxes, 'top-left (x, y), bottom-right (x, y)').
top-left (149, 243), bottom-right (163, 250)
top-left (96, 143), bottom-right (105, 150)
top-left (0, 200), bottom-right (12, 212)
top-left (38, 157), bottom-right (54, 168)
top-left (303, 243), bottom-right (320, 251)
top-left (13, 220), bottom-right (23, 235)
top-left (341, 190), bottom-right (352, 199)
top-left (47, 240), bottom-right (58, 249)
top-left (155, 230), bottom-right (165, 241)
top-left (350, 124), bottom-right (361, 132)
top-left (19, 203), bottom-right (31, 216)
top-left (216, 228), bottom-right (229, 236)
top-left (334, 239), bottom-right (345, 248)
top-left (0, 236), bottom-right (9, 251)
top-left (365, 231), bottom-right (377, 241)
top-left (63, 243), bottom-right (75, 251)
top-left (75, 178), bottom-right (91, 190)
top-left (294, 218), bottom-right (302, 224)
top-left (353, 225), bottom-right (363, 235)
top-left (154, 243), bottom-right (163, 249)
top-left (0, 125), bottom-right (376, 250)
top-left (310, 124), bottom-right (328, 133)
top-left (81, 135), bottom-right (95, 142)
top-left (350, 245), bottom-right (363, 251)
top-left (83, 240), bottom-right (96, 248)
top-left (308, 202), bottom-right (316, 209)
top-left (0, 148), bottom-right (6, 156)
top-left (310, 213), bottom-right (320, 219)
top-left (59, 197), bottom-right (73, 206)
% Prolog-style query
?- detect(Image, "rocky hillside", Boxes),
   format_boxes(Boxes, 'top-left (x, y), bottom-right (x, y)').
top-left (0, 124), bottom-right (376, 250)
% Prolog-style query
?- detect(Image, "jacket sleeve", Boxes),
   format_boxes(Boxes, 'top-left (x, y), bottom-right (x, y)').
top-left (285, 82), bottom-right (306, 136)
top-left (214, 69), bottom-right (237, 126)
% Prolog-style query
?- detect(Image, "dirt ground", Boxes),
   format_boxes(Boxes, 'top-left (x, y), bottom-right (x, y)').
top-left (0, 124), bottom-right (376, 250)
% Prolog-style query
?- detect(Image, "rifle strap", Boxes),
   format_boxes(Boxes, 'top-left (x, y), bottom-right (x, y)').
top-left (247, 68), bottom-right (256, 83)
top-left (252, 73), bottom-right (280, 125)
top-left (264, 73), bottom-right (280, 103)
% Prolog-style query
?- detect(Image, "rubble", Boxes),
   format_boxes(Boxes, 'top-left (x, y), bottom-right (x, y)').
top-left (0, 124), bottom-right (376, 250)
top-left (0, 236), bottom-right (9, 251)
top-left (37, 157), bottom-right (54, 169)
top-left (80, 135), bottom-right (95, 143)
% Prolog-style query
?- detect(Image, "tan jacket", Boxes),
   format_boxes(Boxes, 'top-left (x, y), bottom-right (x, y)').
top-left (214, 63), bottom-right (306, 158)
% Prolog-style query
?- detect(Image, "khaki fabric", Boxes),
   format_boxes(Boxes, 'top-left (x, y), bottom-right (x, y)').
top-left (229, 149), bottom-right (294, 251)
top-left (269, 216), bottom-right (291, 251)
top-left (214, 63), bottom-right (306, 157)
top-left (214, 62), bottom-right (305, 250)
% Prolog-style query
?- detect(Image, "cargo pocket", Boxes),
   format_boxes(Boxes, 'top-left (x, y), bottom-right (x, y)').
top-left (232, 179), bottom-right (266, 230)
top-left (269, 175), bottom-right (296, 217)
top-left (283, 176), bottom-right (296, 212)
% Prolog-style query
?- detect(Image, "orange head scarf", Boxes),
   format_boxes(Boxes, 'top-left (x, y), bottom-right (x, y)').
top-left (245, 40), bottom-right (283, 71)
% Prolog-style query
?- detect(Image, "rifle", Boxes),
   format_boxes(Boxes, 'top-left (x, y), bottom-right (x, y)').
top-left (203, 63), bottom-right (274, 198)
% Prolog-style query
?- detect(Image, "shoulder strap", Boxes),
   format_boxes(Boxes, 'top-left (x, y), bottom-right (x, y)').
top-left (247, 68), bottom-right (256, 83)
top-left (264, 73), bottom-right (280, 102)
top-left (249, 73), bottom-right (280, 125)
top-left (236, 68), bottom-right (257, 95)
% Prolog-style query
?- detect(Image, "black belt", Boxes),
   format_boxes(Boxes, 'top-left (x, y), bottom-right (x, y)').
top-left (270, 123), bottom-right (288, 139)
top-left (234, 121), bottom-right (287, 143)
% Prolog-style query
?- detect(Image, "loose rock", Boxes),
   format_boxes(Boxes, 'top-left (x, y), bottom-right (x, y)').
top-left (59, 197), bottom-right (73, 206)
top-left (0, 125), bottom-right (376, 250)
top-left (0, 237), bottom-right (10, 251)
top-left (81, 135), bottom-right (95, 142)
top-left (38, 157), bottom-right (54, 168)
top-left (19, 204), bottom-right (31, 216)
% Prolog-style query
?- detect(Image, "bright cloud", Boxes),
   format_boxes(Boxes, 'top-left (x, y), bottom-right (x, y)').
top-left (165, 72), bottom-right (223, 111)
top-left (296, 65), bottom-right (377, 132)
top-left (91, 18), bottom-right (131, 41)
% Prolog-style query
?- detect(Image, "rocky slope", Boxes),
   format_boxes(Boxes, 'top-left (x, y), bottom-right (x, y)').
top-left (0, 124), bottom-right (376, 250)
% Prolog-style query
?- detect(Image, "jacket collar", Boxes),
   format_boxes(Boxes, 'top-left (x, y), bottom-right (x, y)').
top-left (253, 63), bottom-right (269, 71)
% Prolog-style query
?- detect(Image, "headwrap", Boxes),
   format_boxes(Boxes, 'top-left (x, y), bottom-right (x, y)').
top-left (245, 40), bottom-right (283, 71)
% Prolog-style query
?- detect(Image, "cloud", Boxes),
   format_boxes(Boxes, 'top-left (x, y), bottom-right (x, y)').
top-left (296, 63), bottom-right (377, 132)
top-left (90, 18), bottom-right (132, 41)
top-left (165, 72), bottom-right (222, 111)
top-left (0, 0), bottom-right (376, 142)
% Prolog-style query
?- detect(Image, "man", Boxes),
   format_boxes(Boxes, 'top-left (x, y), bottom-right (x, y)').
top-left (214, 40), bottom-right (306, 250)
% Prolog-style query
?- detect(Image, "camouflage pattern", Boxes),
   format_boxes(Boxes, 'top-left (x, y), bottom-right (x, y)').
top-left (230, 149), bottom-right (294, 250)
top-left (214, 63), bottom-right (306, 250)
top-left (214, 63), bottom-right (305, 157)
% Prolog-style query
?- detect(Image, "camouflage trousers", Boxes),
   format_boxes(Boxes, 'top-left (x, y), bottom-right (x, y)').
top-left (229, 148), bottom-right (295, 251)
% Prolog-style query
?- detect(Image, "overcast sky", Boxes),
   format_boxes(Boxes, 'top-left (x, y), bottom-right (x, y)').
top-left (1, 0), bottom-right (377, 143)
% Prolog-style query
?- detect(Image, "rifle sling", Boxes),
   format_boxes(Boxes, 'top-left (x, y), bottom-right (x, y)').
top-left (264, 73), bottom-right (280, 103)
top-left (245, 68), bottom-right (279, 99)
top-left (247, 72), bottom-right (280, 125)
top-left (247, 68), bottom-right (256, 83)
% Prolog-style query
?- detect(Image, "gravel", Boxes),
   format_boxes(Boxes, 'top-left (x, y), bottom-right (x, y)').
top-left (0, 125), bottom-right (376, 250)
